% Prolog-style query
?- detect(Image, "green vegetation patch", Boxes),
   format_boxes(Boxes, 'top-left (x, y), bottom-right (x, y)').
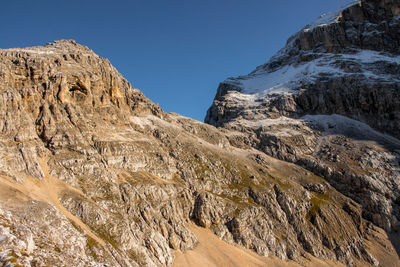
top-left (127, 249), bottom-right (147, 266)
top-left (306, 193), bottom-right (333, 222)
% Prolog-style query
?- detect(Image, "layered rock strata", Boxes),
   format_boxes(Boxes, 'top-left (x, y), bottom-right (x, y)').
top-left (206, 0), bottom-right (400, 252)
top-left (0, 40), bottom-right (397, 266)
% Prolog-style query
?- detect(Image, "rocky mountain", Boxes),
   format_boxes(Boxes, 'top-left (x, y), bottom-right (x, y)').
top-left (206, 0), bottom-right (400, 261)
top-left (0, 1), bottom-right (399, 267)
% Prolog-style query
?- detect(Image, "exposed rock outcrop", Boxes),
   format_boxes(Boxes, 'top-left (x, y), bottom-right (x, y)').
top-left (0, 39), bottom-right (397, 266)
top-left (206, 0), bottom-right (400, 137)
top-left (205, 0), bottom-right (400, 255)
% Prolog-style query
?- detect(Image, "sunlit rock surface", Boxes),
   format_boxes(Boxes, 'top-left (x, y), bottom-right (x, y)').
top-left (0, 1), bottom-right (399, 264)
top-left (206, 1), bottom-right (400, 264)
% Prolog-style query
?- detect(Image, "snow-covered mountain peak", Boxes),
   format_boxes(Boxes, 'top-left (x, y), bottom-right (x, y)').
top-left (212, 0), bottom-right (400, 105)
top-left (303, 0), bottom-right (360, 32)
top-left (205, 1), bottom-right (400, 242)
top-left (206, 0), bottom-right (400, 140)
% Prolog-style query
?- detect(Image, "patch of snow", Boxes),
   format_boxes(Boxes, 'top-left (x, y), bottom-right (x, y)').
top-left (250, 61), bottom-right (338, 95)
top-left (303, 0), bottom-right (359, 32)
top-left (16, 49), bottom-right (55, 55)
top-left (227, 56), bottom-right (343, 96)
top-left (340, 50), bottom-right (400, 64)
top-left (130, 115), bottom-right (180, 130)
top-left (232, 116), bottom-right (305, 137)
top-left (223, 91), bottom-right (259, 106)
top-left (301, 114), bottom-right (400, 146)
top-left (238, 65), bottom-right (303, 95)
top-left (302, 114), bottom-right (371, 133)
top-left (225, 49), bottom-right (400, 99)
top-left (236, 116), bottom-right (302, 128)
top-left (231, 114), bottom-right (400, 144)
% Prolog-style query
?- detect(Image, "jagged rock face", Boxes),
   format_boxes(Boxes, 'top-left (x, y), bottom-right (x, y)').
top-left (289, 0), bottom-right (400, 54)
top-left (0, 40), bottom-right (398, 267)
top-left (206, 0), bottom-right (400, 138)
top-left (205, 0), bottom-right (400, 249)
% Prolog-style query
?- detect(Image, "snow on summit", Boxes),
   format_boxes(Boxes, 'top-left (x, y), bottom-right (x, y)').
top-left (303, 0), bottom-right (360, 32)
top-left (221, 0), bottom-right (400, 101)
top-left (225, 50), bottom-right (400, 99)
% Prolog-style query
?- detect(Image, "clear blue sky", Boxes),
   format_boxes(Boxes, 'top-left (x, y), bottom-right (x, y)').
top-left (1, 0), bottom-right (351, 121)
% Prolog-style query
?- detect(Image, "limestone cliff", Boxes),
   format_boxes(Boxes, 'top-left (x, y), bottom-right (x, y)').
top-left (0, 37), bottom-right (398, 266)
top-left (206, 0), bottom-right (400, 259)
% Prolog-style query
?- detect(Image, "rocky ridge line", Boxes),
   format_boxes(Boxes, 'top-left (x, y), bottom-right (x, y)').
top-left (0, 39), bottom-right (397, 266)
top-left (205, 0), bottom-right (400, 250)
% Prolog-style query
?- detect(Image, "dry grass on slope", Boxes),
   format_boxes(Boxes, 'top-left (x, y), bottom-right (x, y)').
top-left (174, 225), bottom-right (345, 267)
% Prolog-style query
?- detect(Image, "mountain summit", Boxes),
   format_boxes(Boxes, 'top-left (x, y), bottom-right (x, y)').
top-left (206, 0), bottom-right (400, 136)
top-left (206, 0), bottom-right (400, 256)
top-left (0, 1), bottom-right (400, 266)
